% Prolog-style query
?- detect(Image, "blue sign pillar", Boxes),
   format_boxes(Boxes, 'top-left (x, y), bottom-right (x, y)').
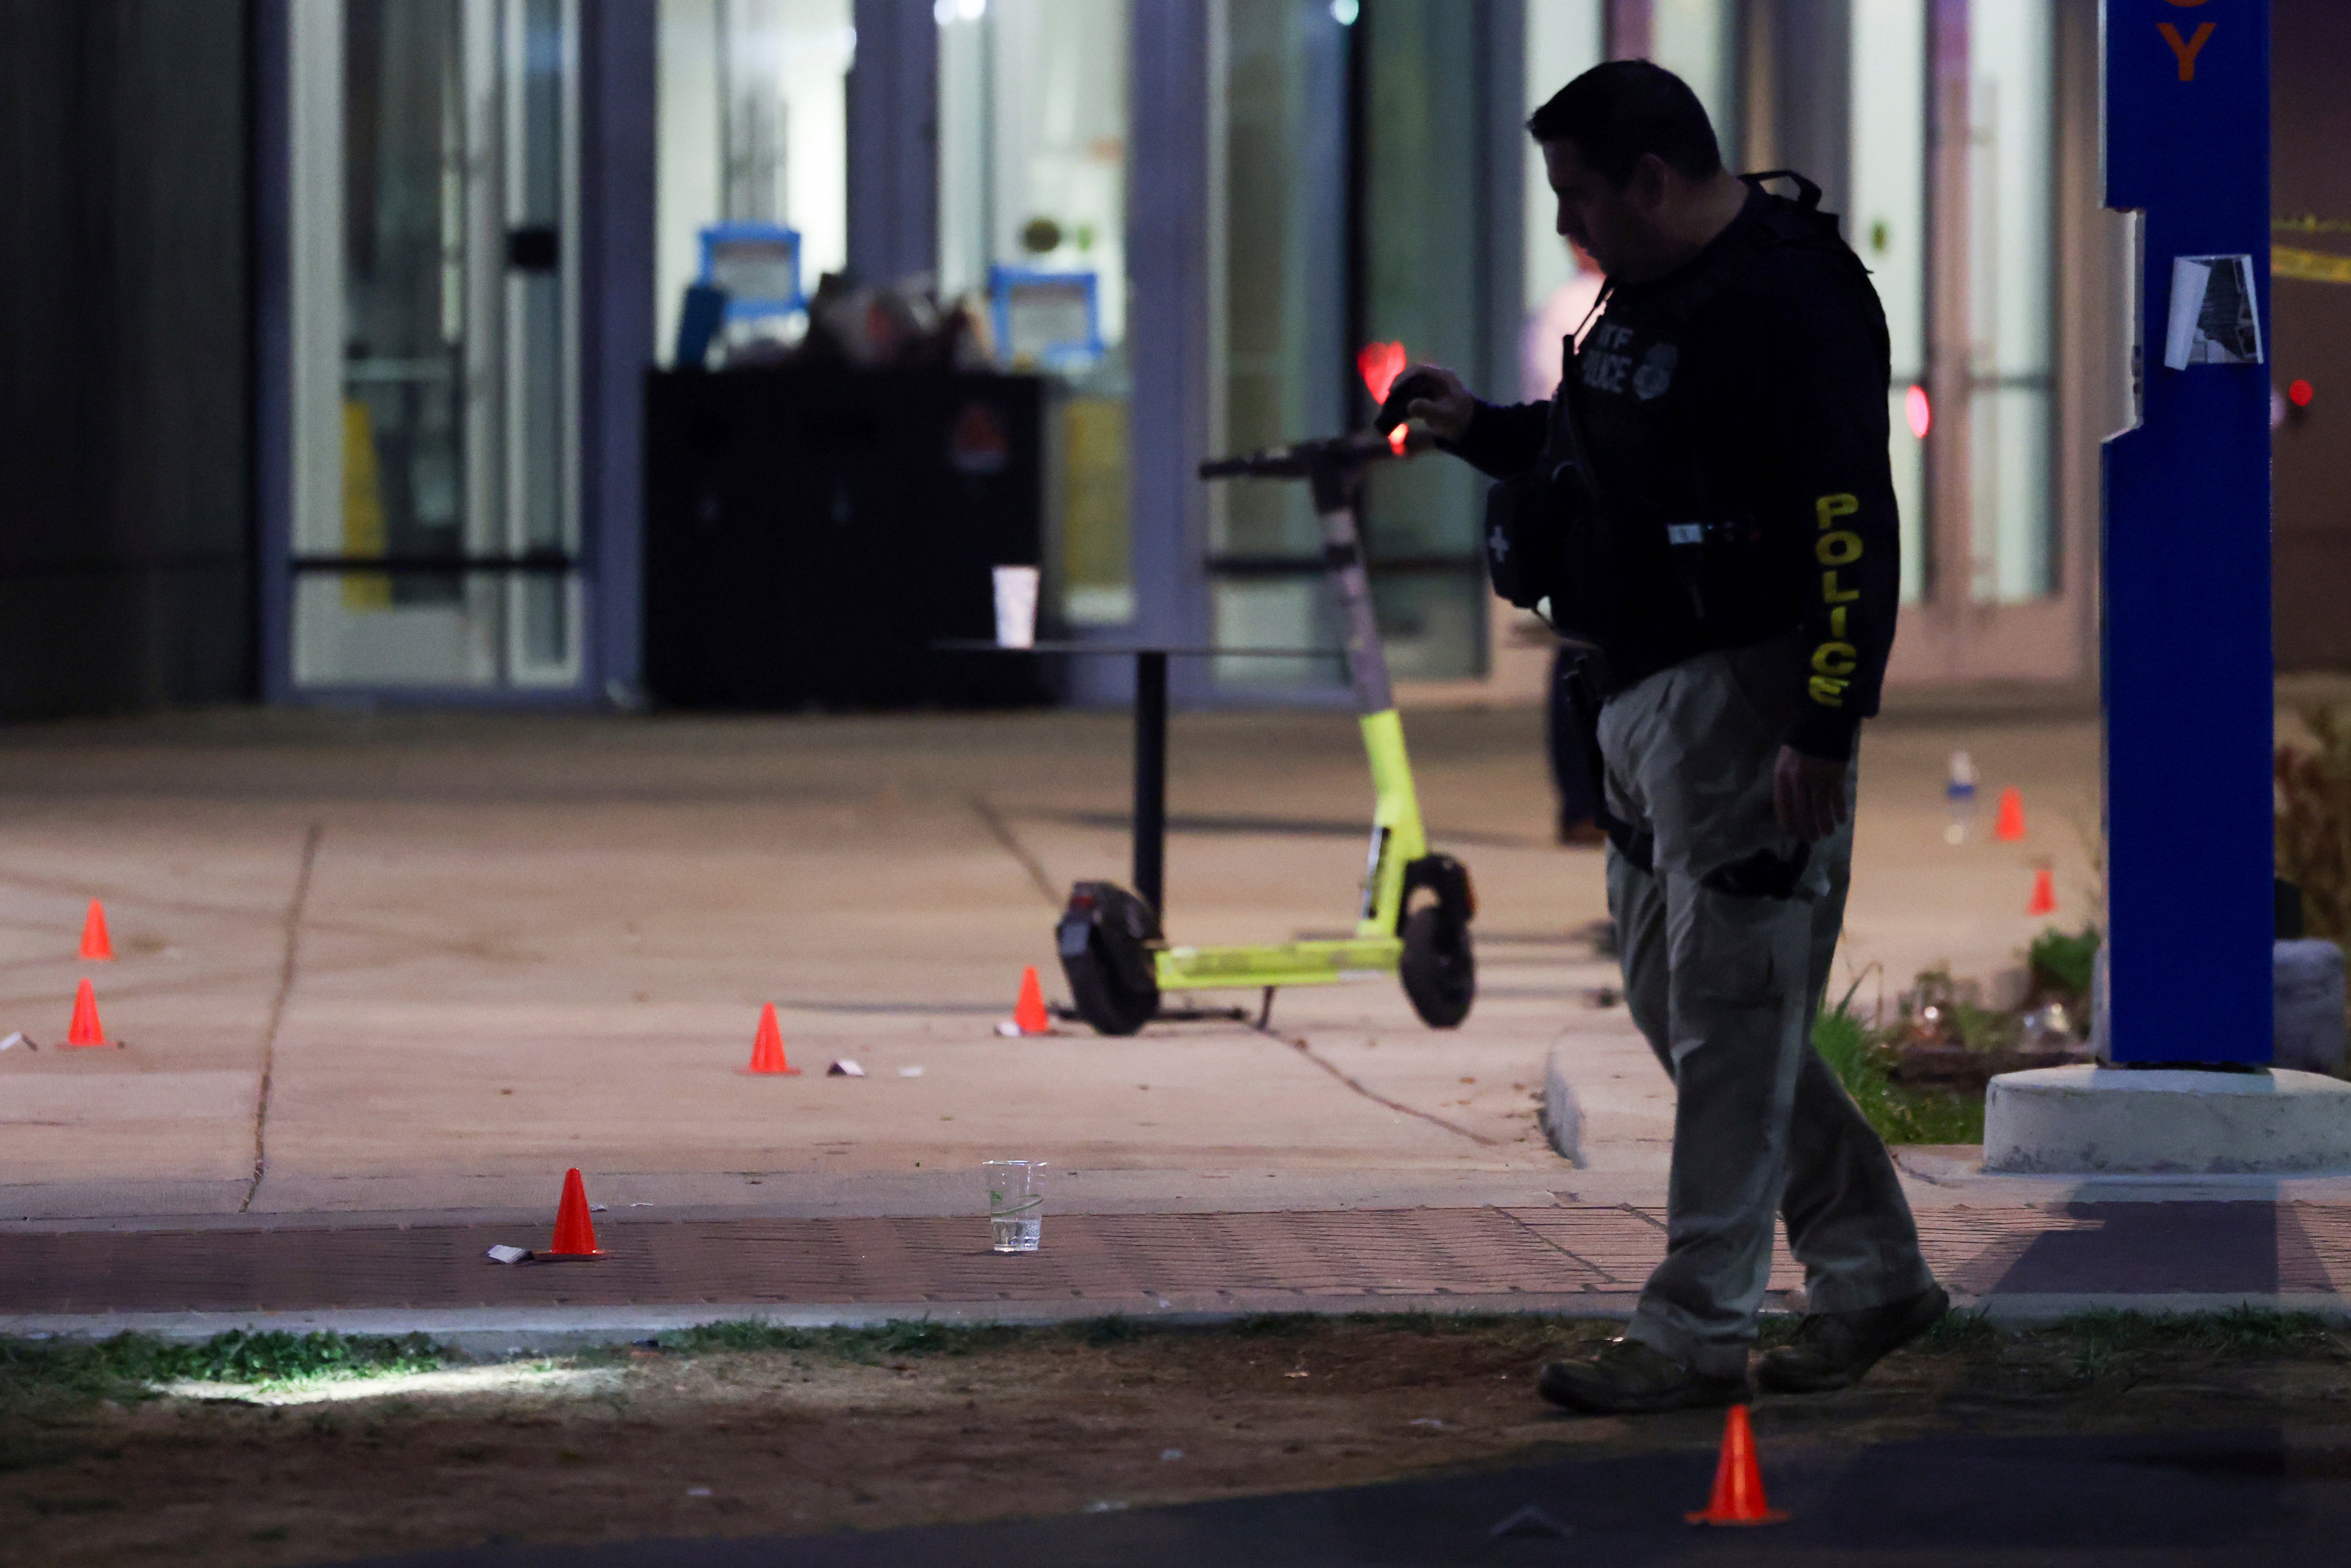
top-left (2102, 0), bottom-right (2274, 1064)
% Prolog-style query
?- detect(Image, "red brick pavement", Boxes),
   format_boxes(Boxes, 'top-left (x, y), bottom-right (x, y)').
top-left (4, 1203), bottom-right (2347, 1319)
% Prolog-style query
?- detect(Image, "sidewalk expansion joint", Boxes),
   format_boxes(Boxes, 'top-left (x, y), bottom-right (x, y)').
top-left (240, 819), bottom-right (322, 1215)
top-left (969, 792), bottom-right (1060, 906)
top-left (1258, 1024), bottom-right (1498, 1147)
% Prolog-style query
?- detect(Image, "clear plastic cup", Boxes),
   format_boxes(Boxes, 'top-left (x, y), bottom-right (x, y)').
top-left (984, 1159), bottom-right (1045, 1253)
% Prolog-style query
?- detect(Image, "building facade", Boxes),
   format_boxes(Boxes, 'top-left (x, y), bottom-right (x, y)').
top-left (3, 0), bottom-right (2340, 718)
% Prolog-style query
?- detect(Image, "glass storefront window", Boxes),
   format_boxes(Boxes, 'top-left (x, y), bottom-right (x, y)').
top-left (1522, 0), bottom-right (1605, 401)
top-left (938, 0), bottom-right (1134, 628)
top-left (1360, 0), bottom-right (1495, 681)
top-left (1849, 0), bottom-right (1930, 605)
top-left (1649, 0), bottom-right (1739, 166)
top-left (655, 0), bottom-right (853, 360)
top-left (1212, 0), bottom-right (1349, 686)
top-left (293, 0), bottom-right (582, 690)
top-left (1965, 0), bottom-right (2054, 603)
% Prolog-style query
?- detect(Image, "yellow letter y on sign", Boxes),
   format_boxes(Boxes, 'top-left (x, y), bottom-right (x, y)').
top-left (2159, 21), bottom-right (2215, 82)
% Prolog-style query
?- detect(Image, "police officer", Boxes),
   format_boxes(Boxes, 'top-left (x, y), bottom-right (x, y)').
top-left (1403, 60), bottom-right (1945, 1413)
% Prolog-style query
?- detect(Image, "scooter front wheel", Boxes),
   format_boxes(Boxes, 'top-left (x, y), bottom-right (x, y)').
top-left (1057, 881), bottom-right (1161, 1036)
top-left (1400, 904), bottom-right (1475, 1028)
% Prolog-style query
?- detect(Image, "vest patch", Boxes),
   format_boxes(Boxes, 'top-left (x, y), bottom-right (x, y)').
top-left (1632, 342), bottom-right (1677, 401)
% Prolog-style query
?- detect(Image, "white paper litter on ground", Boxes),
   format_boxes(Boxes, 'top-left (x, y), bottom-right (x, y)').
top-left (827, 1059), bottom-right (866, 1077)
top-left (0, 1032), bottom-right (28, 1052)
top-left (898, 1065), bottom-right (925, 1077)
top-left (484, 1245), bottom-right (532, 1265)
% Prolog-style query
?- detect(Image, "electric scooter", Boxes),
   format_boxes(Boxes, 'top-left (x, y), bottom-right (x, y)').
top-left (1055, 398), bottom-right (1476, 1036)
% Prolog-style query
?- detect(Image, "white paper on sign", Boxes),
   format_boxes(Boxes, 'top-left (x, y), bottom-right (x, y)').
top-left (2164, 254), bottom-right (2263, 369)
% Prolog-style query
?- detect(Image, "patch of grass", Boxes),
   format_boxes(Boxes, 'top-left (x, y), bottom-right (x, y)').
top-left (1892, 1307), bottom-right (2349, 1384)
top-left (1341, 1311), bottom-right (1544, 1339)
top-left (0, 1330), bottom-right (441, 1413)
top-left (2278, 705), bottom-right (2351, 945)
top-left (2027, 924), bottom-right (2101, 1003)
top-left (656, 1319), bottom-right (1030, 1363)
top-left (2046, 1306), bottom-right (2340, 1366)
top-left (1230, 1314), bottom-right (1321, 1339)
top-left (1920, 1306), bottom-right (2000, 1353)
top-left (1065, 1315), bottom-right (1144, 1347)
top-left (1812, 984), bottom-right (1985, 1145)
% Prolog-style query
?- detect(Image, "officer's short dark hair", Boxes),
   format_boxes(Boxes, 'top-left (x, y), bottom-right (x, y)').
top-left (1527, 60), bottom-right (1722, 187)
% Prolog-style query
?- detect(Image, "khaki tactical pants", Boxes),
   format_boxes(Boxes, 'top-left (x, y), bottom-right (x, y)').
top-left (1598, 636), bottom-right (1934, 1379)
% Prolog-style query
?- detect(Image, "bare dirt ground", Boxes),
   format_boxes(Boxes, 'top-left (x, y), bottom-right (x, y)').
top-left (8, 1313), bottom-right (2351, 1568)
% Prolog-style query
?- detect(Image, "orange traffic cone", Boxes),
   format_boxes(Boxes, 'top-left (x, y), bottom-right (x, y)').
top-left (65, 978), bottom-right (107, 1047)
top-left (743, 1002), bottom-right (800, 1075)
top-left (1011, 966), bottom-right (1052, 1036)
top-left (2027, 865), bottom-right (2057, 916)
top-left (78, 900), bottom-right (115, 961)
top-left (1993, 786), bottom-right (2026, 842)
top-left (547, 1168), bottom-right (604, 1256)
top-left (1686, 1404), bottom-right (1788, 1526)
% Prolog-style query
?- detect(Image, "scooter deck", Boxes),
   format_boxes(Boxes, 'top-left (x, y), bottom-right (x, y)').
top-left (1155, 936), bottom-right (1403, 990)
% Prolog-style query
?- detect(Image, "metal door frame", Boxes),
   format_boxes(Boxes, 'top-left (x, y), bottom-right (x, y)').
top-left (257, 0), bottom-right (650, 707)
top-left (1889, 0), bottom-right (2097, 687)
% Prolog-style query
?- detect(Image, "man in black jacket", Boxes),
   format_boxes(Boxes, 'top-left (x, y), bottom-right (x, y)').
top-left (1404, 60), bottom-right (1945, 1413)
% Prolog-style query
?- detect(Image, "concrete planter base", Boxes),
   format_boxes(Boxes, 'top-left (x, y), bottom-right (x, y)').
top-left (1984, 1064), bottom-right (2351, 1175)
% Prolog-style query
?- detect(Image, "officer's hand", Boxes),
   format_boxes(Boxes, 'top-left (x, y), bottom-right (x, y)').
top-left (1773, 745), bottom-right (1850, 843)
top-left (1401, 364), bottom-right (1474, 445)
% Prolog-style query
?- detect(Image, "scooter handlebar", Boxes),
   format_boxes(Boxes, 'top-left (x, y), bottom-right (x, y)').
top-left (1197, 429), bottom-right (1392, 481)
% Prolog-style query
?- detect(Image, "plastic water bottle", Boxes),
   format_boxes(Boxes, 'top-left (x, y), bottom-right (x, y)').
top-left (1945, 750), bottom-right (1979, 845)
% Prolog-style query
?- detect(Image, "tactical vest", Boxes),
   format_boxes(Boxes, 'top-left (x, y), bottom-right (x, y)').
top-left (1542, 172), bottom-right (1885, 685)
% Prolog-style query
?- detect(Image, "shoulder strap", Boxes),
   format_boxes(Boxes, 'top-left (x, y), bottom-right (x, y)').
top-left (1740, 169), bottom-right (1823, 210)
top-left (1739, 168), bottom-right (1856, 254)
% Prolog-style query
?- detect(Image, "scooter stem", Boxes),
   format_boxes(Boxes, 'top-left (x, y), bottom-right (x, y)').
top-left (1311, 479), bottom-right (1429, 934)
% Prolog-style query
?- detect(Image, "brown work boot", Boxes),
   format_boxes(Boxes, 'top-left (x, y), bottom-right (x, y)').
top-left (1756, 1284), bottom-right (1950, 1394)
top-left (1536, 1338), bottom-right (1748, 1415)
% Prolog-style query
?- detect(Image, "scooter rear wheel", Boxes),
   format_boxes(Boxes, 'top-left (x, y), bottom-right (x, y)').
top-left (1400, 904), bottom-right (1475, 1028)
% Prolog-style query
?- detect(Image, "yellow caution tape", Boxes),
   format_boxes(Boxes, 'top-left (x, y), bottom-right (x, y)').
top-left (2274, 246), bottom-right (2351, 285)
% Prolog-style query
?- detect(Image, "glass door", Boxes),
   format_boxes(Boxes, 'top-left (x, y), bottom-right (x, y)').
top-left (1207, 0), bottom-right (1350, 691)
top-left (289, 0), bottom-right (583, 692)
top-left (1885, 0), bottom-right (2082, 683)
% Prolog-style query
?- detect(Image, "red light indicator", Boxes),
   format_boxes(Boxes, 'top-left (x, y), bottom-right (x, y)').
top-left (1357, 341), bottom-right (1406, 403)
top-left (1387, 423), bottom-right (1410, 456)
top-left (2289, 378), bottom-right (2314, 408)
top-left (1905, 383), bottom-right (1932, 439)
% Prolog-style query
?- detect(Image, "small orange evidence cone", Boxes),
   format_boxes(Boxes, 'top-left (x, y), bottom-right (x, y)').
top-left (65, 978), bottom-right (107, 1047)
top-left (546, 1168), bottom-right (604, 1256)
top-left (1687, 1404), bottom-right (1788, 1526)
top-left (743, 1002), bottom-right (800, 1075)
top-left (1993, 786), bottom-right (2026, 842)
top-left (1011, 966), bottom-right (1052, 1036)
top-left (78, 900), bottom-right (115, 961)
top-left (2027, 865), bottom-right (2057, 916)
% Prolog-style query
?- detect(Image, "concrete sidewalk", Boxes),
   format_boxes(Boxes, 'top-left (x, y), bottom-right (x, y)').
top-left (10, 703), bottom-right (2340, 1339)
top-left (0, 704), bottom-right (2107, 1225)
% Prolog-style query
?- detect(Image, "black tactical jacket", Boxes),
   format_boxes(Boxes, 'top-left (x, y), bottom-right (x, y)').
top-left (1448, 179), bottom-right (1899, 761)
